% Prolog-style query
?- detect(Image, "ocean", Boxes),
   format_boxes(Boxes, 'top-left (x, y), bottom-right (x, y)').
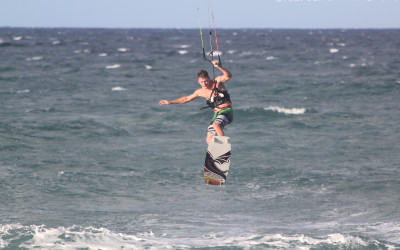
top-left (1, 27), bottom-right (400, 249)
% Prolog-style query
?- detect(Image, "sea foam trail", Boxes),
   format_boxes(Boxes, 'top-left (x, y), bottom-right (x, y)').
top-left (265, 106), bottom-right (306, 115)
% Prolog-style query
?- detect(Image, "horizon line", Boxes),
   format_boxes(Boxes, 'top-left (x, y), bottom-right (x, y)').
top-left (1, 26), bottom-right (400, 30)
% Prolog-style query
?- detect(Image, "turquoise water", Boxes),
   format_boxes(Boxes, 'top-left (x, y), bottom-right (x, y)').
top-left (1, 28), bottom-right (400, 249)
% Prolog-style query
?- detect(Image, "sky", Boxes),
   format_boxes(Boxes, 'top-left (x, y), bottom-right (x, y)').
top-left (1, 0), bottom-right (399, 29)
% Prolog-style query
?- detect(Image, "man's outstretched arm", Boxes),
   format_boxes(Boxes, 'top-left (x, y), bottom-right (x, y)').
top-left (159, 91), bottom-right (199, 106)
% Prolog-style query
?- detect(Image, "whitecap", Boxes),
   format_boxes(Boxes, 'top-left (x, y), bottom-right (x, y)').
top-left (117, 48), bottom-right (129, 52)
top-left (239, 51), bottom-right (254, 57)
top-left (106, 64), bottom-right (121, 69)
top-left (13, 36), bottom-right (23, 41)
top-left (178, 50), bottom-right (188, 55)
top-left (246, 182), bottom-right (260, 190)
top-left (214, 51), bottom-right (222, 56)
top-left (227, 50), bottom-right (236, 54)
top-left (1, 224), bottom-right (395, 250)
top-left (112, 87), bottom-right (126, 91)
top-left (330, 48), bottom-right (339, 53)
top-left (265, 106), bottom-right (306, 115)
top-left (98, 53), bottom-right (108, 57)
top-left (179, 44), bottom-right (190, 48)
top-left (52, 40), bottom-right (60, 45)
top-left (26, 56), bottom-right (43, 61)
top-left (17, 89), bottom-right (30, 94)
top-left (144, 65), bottom-right (152, 70)
top-left (266, 56), bottom-right (277, 61)
top-left (349, 63), bottom-right (356, 67)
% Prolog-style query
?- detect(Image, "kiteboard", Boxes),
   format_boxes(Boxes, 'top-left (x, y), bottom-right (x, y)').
top-left (204, 136), bottom-right (231, 185)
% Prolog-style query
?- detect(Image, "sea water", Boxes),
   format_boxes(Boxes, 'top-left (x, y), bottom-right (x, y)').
top-left (1, 28), bottom-right (400, 249)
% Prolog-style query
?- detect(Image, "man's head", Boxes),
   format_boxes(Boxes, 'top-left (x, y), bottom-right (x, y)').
top-left (197, 69), bottom-right (209, 79)
top-left (197, 69), bottom-right (212, 88)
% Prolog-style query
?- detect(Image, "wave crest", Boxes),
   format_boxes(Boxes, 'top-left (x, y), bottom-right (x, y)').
top-left (264, 106), bottom-right (306, 115)
top-left (1, 224), bottom-right (397, 249)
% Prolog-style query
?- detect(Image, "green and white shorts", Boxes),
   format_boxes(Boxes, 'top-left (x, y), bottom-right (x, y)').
top-left (207, 107), bottom-right (233, 135)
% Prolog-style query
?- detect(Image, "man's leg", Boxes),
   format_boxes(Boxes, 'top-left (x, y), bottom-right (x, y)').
top-left (206, 122), bottom-right (224, 144)
top-left (206, 133), bottom-right (214, 145)
top-left (206, 110), bottom-right (232, 144)
top-left (212, 122), bottom-right (224, 136)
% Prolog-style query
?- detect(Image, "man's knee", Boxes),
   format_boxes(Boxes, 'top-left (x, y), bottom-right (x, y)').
top-left (212, 122), bottom-right (221, 128)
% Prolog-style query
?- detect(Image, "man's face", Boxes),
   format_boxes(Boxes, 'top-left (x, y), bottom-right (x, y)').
top-left (198, 77), bottom-right (212, 88)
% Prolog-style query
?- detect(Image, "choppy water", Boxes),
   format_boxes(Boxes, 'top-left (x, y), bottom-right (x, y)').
top-left (1, 27), bottom-right (400, 249)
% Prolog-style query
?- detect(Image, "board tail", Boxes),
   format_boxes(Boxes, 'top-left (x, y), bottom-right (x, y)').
top-left (204, 150), bottom-right (230, 185)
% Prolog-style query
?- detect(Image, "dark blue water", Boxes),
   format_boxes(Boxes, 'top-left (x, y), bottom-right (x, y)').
top-left (1, 28), bottom-right (400, 249)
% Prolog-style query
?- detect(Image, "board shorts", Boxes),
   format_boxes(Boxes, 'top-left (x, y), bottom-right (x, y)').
top-left (207, 107), bottom-right (233, 135)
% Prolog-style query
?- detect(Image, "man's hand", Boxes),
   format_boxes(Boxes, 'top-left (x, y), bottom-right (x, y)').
top-left (159, 100), bottom-right (170, 105)
top-left (211, 60), bottom-right (221, 68)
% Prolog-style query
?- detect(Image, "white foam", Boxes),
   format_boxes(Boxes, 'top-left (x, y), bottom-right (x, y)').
top-left (13, 36), bottom-right (23, 41)
top-left (265, 106), bottom-right (306, 115)
top-left (246, 182), bottom-right (261, 190)
top-left (117, 48), bottom-right (129, 52)
top-left (26, 56), bottom-right (43, 61)
top-left (178, 50), bottom-right (188, 55)
top-left (330, 48), bottom-right (339, 53)
top-left (98, 53), bottom-right (108, 57)
top-left (111, 87), bottom-right (126, 91)
top-left (21, 225), bottom-right (144, 249)
top-left (1, 224), bottom-right (398, 249)
top-left (105, 64), bottom-right (121, 69)
top-left (214, 51), bottom-right (222, 56)
top-left (179, 44), bottom-right (191, 48)
top-left (144, 65), bottom-right (152, 70)
top-left (266, 56), bottom-right (277, 61)
top-left (17, 89), bottom-right (30, 94)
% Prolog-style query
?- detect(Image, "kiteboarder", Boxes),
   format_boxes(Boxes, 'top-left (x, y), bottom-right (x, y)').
top-left (159, 60), bottom-right (232, 144)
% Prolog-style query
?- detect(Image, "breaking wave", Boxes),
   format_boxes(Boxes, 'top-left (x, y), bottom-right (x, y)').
top-left (1, 224), bottom-right (398, 250)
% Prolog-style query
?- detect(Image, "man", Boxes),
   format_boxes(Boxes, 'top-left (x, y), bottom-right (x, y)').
top-left (159, 60), bottom-right (233, 144)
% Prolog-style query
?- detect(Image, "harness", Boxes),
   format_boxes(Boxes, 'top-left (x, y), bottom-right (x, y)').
top-left (201, 82), bottom-right (232, 110)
